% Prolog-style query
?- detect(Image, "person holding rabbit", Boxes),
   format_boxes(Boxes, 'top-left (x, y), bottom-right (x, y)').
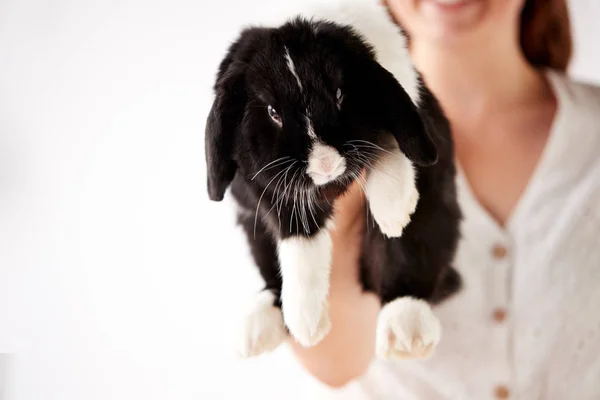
top-left (205, 0), bottom-right (600, 398)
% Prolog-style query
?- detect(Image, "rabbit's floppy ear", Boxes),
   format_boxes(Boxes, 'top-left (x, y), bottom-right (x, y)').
top-left (205, 27), bottom-right (267, 201)
top-left (360, 60), bottom-right (439, 166)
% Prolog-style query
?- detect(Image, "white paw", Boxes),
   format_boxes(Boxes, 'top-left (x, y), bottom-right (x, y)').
top-left (366, 148), bottom-right (419, 238)
top-left (372, 185), bottom-right (419, 237)
top-left (376, 297), bottom-right (441, 360)
top-left (277, 225), bottom-right (333, 347)
top-left (282, 284), bottom-right (331, 347)
top-left (235, 291), bottom-right (287, 358)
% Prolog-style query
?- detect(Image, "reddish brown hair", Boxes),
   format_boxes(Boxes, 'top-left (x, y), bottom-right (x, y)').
top-left (520, 0), bottom-right (572, 72)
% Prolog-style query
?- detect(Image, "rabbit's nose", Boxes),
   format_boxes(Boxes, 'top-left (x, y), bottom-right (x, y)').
top-left (306, 143), bottom-right (347, 185)
top-left (315, 155), bottom-right (342, 175)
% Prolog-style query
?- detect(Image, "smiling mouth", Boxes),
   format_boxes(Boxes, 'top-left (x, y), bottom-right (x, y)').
top-left (425, 0), bottom-right (475, 10)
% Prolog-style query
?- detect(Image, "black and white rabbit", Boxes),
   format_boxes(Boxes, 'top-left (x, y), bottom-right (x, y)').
top-left (205, 0), bottom-right (461, 360)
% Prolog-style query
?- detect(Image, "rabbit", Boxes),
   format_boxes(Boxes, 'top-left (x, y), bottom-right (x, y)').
top-left (204, 0), bottom-right (462, 361)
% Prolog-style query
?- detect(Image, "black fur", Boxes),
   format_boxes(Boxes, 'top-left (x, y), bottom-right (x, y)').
top-left (359, 80), bottom-right (462, 305)
top-left (205, 17), bottom-right (461, 311)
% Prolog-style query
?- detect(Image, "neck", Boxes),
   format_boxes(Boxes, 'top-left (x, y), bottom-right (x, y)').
top-left (409, 32), bottom-right (550, 122)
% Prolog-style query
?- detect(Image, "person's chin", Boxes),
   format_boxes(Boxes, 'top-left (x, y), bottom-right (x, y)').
top-left (418, 0), bottom-right (485, 36)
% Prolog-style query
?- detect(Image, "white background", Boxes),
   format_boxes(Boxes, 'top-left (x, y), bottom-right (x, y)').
top-left (0, 1), bottom-right (599, 399)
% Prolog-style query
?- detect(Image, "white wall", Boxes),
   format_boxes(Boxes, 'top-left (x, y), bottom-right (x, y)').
top-left (0, 1), bottom-right (598, 399)
top-left (568, 0), bottom-right (600, 84)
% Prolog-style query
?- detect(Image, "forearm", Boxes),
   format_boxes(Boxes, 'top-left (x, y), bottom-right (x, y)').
top-left (287, 276), bottom-right (380, 388)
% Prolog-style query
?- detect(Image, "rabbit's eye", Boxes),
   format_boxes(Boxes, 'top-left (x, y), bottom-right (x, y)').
top-left (267, 105), bottom-right (282, 126)
top-left (336, 88), bottom-right (343, 109)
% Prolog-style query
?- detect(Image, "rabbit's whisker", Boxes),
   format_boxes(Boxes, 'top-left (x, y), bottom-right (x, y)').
top-left (299, 175), bottom-right (310, 234)
top-left (307, 189), bottom-right (317, 230)
top-left (281, 168), bottom-right (298, 213)
top-left (265, 162), bottom-right (296, 226)
top-left (347, 149), bottom-right (403, 183)
top-left (254, 164), bottom-right (294, 238)
top-left (276, 164), bottom-right (297, 230)
top-left (251, 156), bottom-right (292, 180)
top-left (345, 140), bottom-right (395, 155)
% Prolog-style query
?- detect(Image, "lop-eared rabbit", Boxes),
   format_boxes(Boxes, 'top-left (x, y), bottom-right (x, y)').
top-left (205, 0), bottom-right (461, 360)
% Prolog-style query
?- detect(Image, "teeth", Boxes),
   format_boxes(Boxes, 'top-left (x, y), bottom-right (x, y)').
top-left (434, 0), bottom-right (466, 4)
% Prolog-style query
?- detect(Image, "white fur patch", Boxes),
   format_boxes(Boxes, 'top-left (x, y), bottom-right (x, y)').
top-left (306, 141), bottom-right (347, 186)
top-left (376, 297), bottom-right (441, 360)
top-left (256, 0), bottom-right (421, 105)
top-left (366, 145), bottom-right (419, 237)
top-left (284, 47), bottom-right (303, 91)
top-left (277, 222), bottom-right (334, 347)
top-left (234, 290), bottom-right (287, 358)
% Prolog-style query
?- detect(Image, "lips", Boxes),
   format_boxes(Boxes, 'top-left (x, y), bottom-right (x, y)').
top-left (424, 0), bottom-right (474, 7)
top-left (422, 0), bottom-right (477, 13)
top-left (434, 0), bottom-right (468, 4)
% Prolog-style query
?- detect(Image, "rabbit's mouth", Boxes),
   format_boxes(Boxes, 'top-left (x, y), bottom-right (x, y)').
top-left (306, 160), bottom-right (347, 186)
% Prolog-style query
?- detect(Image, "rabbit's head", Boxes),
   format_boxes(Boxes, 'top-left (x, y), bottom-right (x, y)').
top-left (205, 17), bottom-right (438, 202)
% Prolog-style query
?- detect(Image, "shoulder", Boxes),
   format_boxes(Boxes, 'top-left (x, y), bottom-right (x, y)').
top-left (548, 69), bottom-right (600, 114)
top-left (545, 70), bottom-right (600, 186)
top-left (548, 69), bottom-right (600, 146)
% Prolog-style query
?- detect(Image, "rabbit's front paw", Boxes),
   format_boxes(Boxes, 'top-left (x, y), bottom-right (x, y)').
top-left (234, 290), bottom-right (287, 358)
top-left (366, 151), bottom-right (419, 237)
top-left (376, 297), bottom-right (441, 360)
top-left (278, 226), bottom-right (333, 347)
top-left (282, 284), bottom-right (331, 347)
top-left (371, 183), bottom-right (419, 237)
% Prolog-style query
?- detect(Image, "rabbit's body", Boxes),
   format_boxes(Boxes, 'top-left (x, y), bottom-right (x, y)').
top-left (205, 0), bottom-right (461, 359)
